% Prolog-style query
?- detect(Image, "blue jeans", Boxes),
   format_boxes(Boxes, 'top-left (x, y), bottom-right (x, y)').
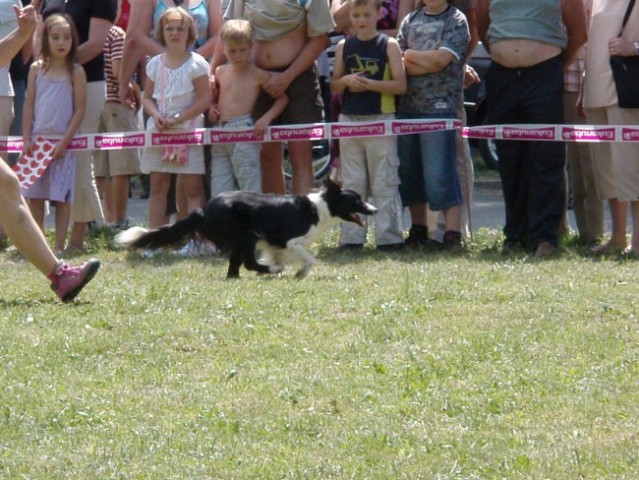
top-left (485, 55), bottom-right (565, 250)
top-left (397, 112), bottom-right (462, 212)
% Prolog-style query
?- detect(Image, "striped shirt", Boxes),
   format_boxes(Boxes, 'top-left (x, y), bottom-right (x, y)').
top-left (104, 25), bottom-right (125, 102)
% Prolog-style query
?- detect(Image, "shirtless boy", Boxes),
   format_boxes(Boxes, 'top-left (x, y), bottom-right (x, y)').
top-left (208, 19), bottom-right (288, 195)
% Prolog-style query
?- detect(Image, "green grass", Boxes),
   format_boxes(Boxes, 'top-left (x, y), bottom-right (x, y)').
top-left (1, 228), bottom-right (639, 479)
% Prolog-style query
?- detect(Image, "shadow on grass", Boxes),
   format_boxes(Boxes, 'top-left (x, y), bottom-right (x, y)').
top-left (317, 228), bottom-right (639, 266)
top-left (0, 297), bottom-right (62, 308)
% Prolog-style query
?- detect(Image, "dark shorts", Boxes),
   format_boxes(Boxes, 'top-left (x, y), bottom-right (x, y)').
top-left (253, 65), bottom-right (324, 125)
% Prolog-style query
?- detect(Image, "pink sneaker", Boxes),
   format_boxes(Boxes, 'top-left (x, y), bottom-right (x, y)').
top-left (48, 259), bottom-right (101, 303)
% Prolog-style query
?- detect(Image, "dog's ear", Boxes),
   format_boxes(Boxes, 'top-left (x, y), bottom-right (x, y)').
top-left (323, 176), bottom-right (341, 193)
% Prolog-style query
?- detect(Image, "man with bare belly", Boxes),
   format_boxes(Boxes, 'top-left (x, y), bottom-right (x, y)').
top-left (476, 0), bottom-right (587, 256)
top-left (217, 0), bottom-right (334, 195)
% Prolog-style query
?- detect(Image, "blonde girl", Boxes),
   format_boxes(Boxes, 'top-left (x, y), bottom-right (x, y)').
top-left (22, 13), bottom-right (87, 253)
top-left (141, 7), bottom-right (211, 229)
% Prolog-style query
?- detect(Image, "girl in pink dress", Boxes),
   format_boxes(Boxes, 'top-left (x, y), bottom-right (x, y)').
top-left (22, 13), bottom-right (87, 253)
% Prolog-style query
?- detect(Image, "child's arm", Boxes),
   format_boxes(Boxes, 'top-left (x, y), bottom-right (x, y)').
top-left (254, 72), bottom-right (288, 136)
top-left (207, 66), bottom-right (222, 123)
top-left (128, 81), bottom-right (142, 112)
top-left (21, 62), bottom-right (38, 156)
top-left (330, 40), bottom-right (346, 94)
top-left (142, 76), bottom-right (168, 130)
top-left (53, 65), bottom-right (87, 160)
top-left (165, 73), bottom-right (212, 129)
top-left (403, 48), bottom-right (456, 76)
top-left (111, 37), bottom-right (141, 111)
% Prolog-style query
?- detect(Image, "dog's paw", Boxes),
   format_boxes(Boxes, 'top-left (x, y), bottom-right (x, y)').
top-left (295, 266), bottom-right (312, 279)
top-left (269, 264), bottom-right (284, 274)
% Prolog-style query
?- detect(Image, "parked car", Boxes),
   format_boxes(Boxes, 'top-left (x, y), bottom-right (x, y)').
top-left (464, 42), bottom-right (499, 170)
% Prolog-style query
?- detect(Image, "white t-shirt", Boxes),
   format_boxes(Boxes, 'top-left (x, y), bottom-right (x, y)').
top-left (146, 52), bottom-right (209, 117)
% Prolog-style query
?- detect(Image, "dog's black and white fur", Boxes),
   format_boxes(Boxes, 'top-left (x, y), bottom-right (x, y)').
top-left (116, 178), bottom-right (377, 278)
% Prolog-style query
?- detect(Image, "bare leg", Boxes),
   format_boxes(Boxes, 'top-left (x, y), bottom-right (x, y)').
top-left (443, 204), bottom-right (462, 233)
top-left (27, 198), bottom-right (46, 230)
top-left (95, 176), bottom-right (114, 224)
top-left (68, 222), bottom-right (88, 250)
top-left (288, 140), bottom-right (314, 195)
top-left (607, 198), bottom-right (628, 249)
top-left (0, 160), bottom-right (57, 276)
top-left (179, 173), bottom-right (205, 215)
top-left (149, 172), bottom-right (172, 228)
top-left (629, 201), bottom-right (639, 253)
top-left (112, 175), bottom-right (131, 225)
top-left (594, 198), bottom-right (628, 253)
top-left (175, 175), bottom-right (188, 221)
top-left (260, 142), bottom-right (286, 194)
top-left (54, 201), bottom-right (71, 252)
top-left (409, 203), bottom-right (428, 227)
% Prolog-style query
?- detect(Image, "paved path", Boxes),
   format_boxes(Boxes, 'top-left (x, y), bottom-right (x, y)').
top-left (46, 179), bottom-right (597, 234)
top-left (116, 179), bottom-right (514, 231)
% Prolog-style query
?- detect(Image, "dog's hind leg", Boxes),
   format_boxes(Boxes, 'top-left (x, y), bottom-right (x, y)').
top-left (288, 243), bottom-right (316, 278)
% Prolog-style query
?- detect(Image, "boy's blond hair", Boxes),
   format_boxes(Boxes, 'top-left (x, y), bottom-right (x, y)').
top-left (220, 19), bottom-right (253, 45)
top-left (349, 0), bottom-right (382, 8)
top-left (156, 7), bottom-right (197, 47)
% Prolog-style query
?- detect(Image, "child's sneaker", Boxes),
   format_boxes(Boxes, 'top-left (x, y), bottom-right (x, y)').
top-left (48, 259), bottom-right (101, 303)
top-left (173, 238), bottom-right (217, 257)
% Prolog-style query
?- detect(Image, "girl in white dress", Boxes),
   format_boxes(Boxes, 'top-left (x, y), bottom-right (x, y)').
top-left (142, 6), bottom-right (211, 228)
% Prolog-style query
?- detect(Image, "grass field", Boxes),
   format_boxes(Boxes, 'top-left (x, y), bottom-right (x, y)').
top-left (1, 227), bottom-right (638, 479)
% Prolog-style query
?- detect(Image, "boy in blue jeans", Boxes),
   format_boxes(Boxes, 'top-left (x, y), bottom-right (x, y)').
top-left (331, 0), bottom-right (406, 251)
top-left (397, 0), bottom-right (469, 250)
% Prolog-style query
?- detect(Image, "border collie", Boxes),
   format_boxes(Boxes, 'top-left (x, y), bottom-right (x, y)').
top-left (116, 178), bottom-right (377, 278)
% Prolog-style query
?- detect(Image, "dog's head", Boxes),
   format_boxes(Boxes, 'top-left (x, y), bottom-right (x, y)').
top-left (321, 177), bottom-right (377, 226)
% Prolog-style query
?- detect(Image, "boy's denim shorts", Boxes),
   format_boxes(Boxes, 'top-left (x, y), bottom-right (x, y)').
top-left (397, 112), bottom-right (462, 211)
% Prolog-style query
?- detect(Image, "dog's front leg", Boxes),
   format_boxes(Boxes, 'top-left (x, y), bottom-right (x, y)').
top-left (288, 243), bottom-right (316, 278)
top-left (227, 250), bottom-right (243, 279)
top-left (242, 247), bottom-right (276, 275)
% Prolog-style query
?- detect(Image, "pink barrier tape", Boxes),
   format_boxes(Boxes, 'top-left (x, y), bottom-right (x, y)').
top-left (3, 119), bottom-right (639, 154)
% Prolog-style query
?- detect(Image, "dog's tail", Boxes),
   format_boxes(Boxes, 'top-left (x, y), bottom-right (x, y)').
top-left (115, 210), bottom-right (203, 250)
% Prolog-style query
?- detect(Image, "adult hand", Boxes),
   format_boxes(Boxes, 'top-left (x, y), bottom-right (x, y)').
top-left (464, 64), bottom-right (480, 88)
top-left (207, 104), bottom-right (220, 123)
top-left (124, 83), bottom-right (141, 111)
top-left (14, 4), bottom-right (38, 36)
top-left (209, 75), bottom-right (218, 102)
top-left (608, 37), bottom-right (635, 57)
top-left (263, 72), bottom-right (291, 98)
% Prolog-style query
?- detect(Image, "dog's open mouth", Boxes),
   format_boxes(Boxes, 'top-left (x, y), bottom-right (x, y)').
top-left (350, 213), bottom-right (364, 226)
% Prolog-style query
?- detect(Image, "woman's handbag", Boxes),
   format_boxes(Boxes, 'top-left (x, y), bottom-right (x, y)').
top-left (609, 0), bottom-right (639, 108)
